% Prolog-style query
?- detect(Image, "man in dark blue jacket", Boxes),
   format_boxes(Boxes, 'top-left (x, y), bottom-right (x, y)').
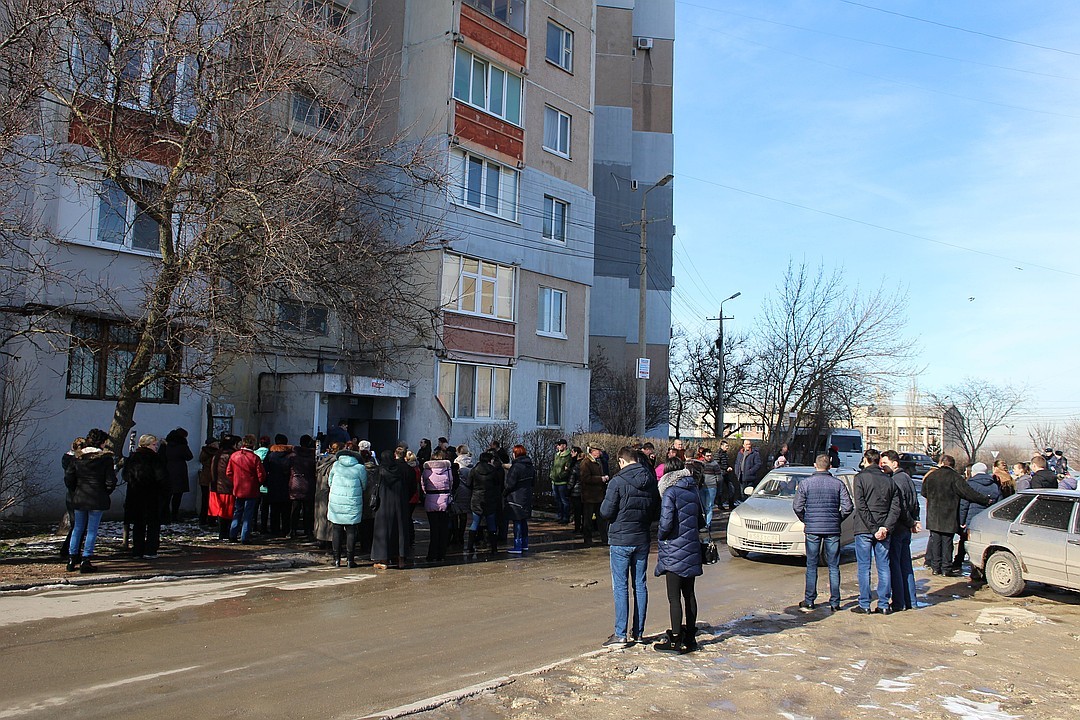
top-left (793, 454), bottom-right (853, 612)
top-left (600, 446), bottom-right (660, 648)
top-left (852, 448), bottom-right (900, 614)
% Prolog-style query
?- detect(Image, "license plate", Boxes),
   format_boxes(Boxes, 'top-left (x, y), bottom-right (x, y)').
top-left (747, 531), bottom-right (780, 543)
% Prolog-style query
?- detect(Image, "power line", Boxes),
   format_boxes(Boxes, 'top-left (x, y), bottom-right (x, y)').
top-left (679, 173), bottom-right (1080, 279)
top-left (835, 0), bottom-right (1080, 57)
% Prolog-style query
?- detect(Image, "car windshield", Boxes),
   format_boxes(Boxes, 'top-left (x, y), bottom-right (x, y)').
top-left (753, 471), bottom-right (811, 498)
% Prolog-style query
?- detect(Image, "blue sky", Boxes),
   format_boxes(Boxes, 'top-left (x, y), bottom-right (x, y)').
top-left (671, 0), bottom-right (1080, 434)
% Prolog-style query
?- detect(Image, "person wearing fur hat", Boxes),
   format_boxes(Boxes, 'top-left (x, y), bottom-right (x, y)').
top-left (64, 428), bottom-right (118, 573)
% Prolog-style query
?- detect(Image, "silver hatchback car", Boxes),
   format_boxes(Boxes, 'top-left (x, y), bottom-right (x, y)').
top-left (967, 489), bottom-right (1080, 597)
top-left (726, 466), bottom-right (857, 561)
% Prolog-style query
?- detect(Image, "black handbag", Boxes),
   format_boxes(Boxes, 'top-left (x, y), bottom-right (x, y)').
top-left (701, 536), bottom-right (720, 565)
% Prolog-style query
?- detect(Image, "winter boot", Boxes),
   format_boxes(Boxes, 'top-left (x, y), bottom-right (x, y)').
top-left (79, 558), bottom-right (97, 574)
top-left (488, 536), bottom-right (499, 558)
top-left (66, 555), bottom-right (80, 573)
top-left (653, 629), bottom-right (681, 653)
top-left (680, 625), bottom-right (699, 654)
top-left (464, 530), bottom-right (476, 559)
top-left (347, 554), bottom-right (358, 568)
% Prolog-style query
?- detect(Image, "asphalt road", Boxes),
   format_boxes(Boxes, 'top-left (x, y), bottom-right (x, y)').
top-left (0, 526), bottom-right (916, 720)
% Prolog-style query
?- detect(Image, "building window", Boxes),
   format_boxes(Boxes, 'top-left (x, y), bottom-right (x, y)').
top-left (449, 148), bottom-right (519, 221)
top-left (441, 253), bottom-right (515, 321)
top-left (69, 18), bottom-right (199, 122)
top-left (542, 196), bottom-right (567, 242)
top-left (438, 361), bottom-right (511, 420)
top-left (537, 381), bottom-right (563, 426)
top-left (292, 91), bottom-right (340, 131)
top-left (543, 105), bottom-right (571, 157)
top-left (546, 21), bottom-right (573, 72)
top-left (867, 427), bottom-right (878, 436)
top-left (277, 301), bottom-right (329, 336)
top-left (96, 177), bottom-right (166, 253)
top-left (299, 0), bottom-right (354, 32)
top-left (453, 47), bottom-right (523, 126)
top-left (463, 0), bottom-right (525, 33)
top-left (537, 286), bottom-right (566, 337)
top-left (898, 427), bottom-right (909, 436)
top-left (66, 317), bottom-right (179, 403)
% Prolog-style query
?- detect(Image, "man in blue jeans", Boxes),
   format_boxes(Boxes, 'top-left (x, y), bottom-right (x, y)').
top-left (793, 454), bottom-right (853, 612)
top-left (880, 450), bottom-right (921, 611)
top-left (600, 446), bottom-right (660, 648)
top-left (851, 448), bottom-right (900, 614)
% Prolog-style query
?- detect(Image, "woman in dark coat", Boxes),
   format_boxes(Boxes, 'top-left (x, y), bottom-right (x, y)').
top-left (467, 452), bottom-right (501, 557)
top-left (371, 449), bottom-right (412, 569)
top-left (64, 428), bottom-right (118, 573)
top-left (504, 445), bottom-right (535, 555)
top-left (314, 444), bottom-right (338, 548)
top-left (653, 457), bottom-right (703, 653)
top-left (210, 436), bottom-right (239, 540)
top-left (288, 436), bottom-right (317, 539)
top-left (263, 436), bottom-right (293, 536)
top-left (163, 428), bottom-right (193, 522)
top-left (125, 434), bottom-right (168, 559)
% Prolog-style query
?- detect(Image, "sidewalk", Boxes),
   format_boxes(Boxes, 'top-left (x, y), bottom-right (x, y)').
top-left (0, 519), bottom-right (323, 591)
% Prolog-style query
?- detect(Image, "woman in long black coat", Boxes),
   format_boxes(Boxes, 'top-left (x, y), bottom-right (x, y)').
top-left (163, 428), bottom-right (193, 522)
top-left (371, 449), bottom-right (411, 569)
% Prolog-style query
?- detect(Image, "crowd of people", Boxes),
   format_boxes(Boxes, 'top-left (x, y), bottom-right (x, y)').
top-left (792, 445), bottom-right (1076, 616)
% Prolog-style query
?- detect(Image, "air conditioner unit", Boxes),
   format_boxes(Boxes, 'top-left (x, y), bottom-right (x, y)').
top-left (636, 37), bottom-right (654, 51)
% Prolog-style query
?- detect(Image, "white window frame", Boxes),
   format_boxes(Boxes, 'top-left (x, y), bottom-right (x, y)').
top-left (291, 91), bottom-right (341, 132)
top-left (69, 18), bottom-right (202, 125)
top-left (543, 105), bottom-right (571, 158)
top-left (438, 361), bottom-right (512, 421)
top-left (537, 286), bottom-right (567, 338)
top-left (536, 381), bottom-right (563, 427)
top-left (449, 148), bottom-right (519, 222)
top-left (94, 176), bottom-right (166, 255)
top-left (542, 195), bottom-right (568, 243)
top-left (545, 21), bottom-right (573, 72)
top-left (453, 47), bottom-right (523, 126)
top-left (441, 253), bottom-right (516, 321)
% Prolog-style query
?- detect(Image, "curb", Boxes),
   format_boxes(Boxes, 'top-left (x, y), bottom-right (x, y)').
top-left (0, 557), bottom-right (317, 593)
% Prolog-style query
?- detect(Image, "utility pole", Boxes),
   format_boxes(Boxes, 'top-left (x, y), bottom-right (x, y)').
top-left (635, 173), bottom-right (673, 437)
top-left (707, 291), bottom-right (740, 440)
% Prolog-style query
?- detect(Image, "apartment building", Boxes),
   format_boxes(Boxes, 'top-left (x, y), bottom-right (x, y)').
top-left (590, 0), bottom-right (675, 434)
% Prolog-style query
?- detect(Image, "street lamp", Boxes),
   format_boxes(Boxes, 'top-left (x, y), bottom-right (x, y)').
top-left (713, 291), bottom-right (741, 439)
top-left (637, 173), bottom-right (673, 437)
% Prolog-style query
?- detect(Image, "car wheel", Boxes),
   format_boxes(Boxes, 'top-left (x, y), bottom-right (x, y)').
top-left (985, 550), bottom-right (1025, 597)
top-left (728, 545), bottom-right (748, 558)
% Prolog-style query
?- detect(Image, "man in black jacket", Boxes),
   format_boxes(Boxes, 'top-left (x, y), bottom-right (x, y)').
top-left (851, 448), bottom-right (900, 614)
top-left (1028, 454), bottom-right (1059, 489)
top-left (921, 455), bottom-right (991, 576)
top-left (880, 450), bottom-right (920, 611)
top-left (600, 446), bottom-right (660, 648)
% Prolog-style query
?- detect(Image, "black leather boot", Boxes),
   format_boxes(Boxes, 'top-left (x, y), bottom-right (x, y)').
top-left (66, 555), bottom-right (79, 572)
top-left (653, 629), bottom-right (681, 653)
top-left (681, 625), bottom-right (698, 653)
top-left (464, 530), bottom-right (475, 559)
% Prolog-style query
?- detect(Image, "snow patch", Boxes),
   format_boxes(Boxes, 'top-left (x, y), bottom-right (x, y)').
top-left (939, 695), bottom-right (1020, 720)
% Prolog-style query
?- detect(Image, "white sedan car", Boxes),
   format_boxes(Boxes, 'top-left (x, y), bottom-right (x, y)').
top-left (727, 466), bottom-right (858, 561)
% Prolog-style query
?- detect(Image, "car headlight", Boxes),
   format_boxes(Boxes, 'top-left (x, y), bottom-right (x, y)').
top-left (727, 511), bottom-right (744, 527)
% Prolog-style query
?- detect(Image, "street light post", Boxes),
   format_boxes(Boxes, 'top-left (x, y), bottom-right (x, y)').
top-left (712, 291), bottom-right (741, 439)
top-left (636, 173), bottom-right (673, 437)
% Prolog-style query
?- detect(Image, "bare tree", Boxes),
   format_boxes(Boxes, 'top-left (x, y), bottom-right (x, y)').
top-left (668, 327), bottom-right (749, 439)
top-left (1027, 421), bottom-right (1060, 454)
top-left (589, 346), bottom-right (667, 437)
top-left (1, 0), bottom-right (446, 451)
top-left (739, 261), bottom-right (913, 453)
top-left (929, 379), bottom-right (1025, 464)
top-left (0, 362), bottom-right (52, 515)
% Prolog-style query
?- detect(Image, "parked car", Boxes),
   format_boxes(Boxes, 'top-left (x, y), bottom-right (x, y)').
top-left (899, 452), bottom-right (936, 477)
top-left (727, 466), bottom-right (858, 562)
top-left (967, 489), bottom-right (1080, 597)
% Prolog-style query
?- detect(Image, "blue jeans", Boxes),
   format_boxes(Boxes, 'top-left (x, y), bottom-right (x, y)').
top-left (889, 525), bottom-right (916, 610)
top-left (69, 509), bottom-right (103, 557)
top-left (609, 543), bottom-right (649, 639)
top-left (855, 533), bottom-right (892, 610)
top-left (231, 498), bottom-right (258, 542)
top-left (552, 484), bottom-right (570, 522)
top-left (512, 519), bottom-right (530, 550)
top-left (804, 533), bottom-right (841, 607)
top-left (699, 485), bottom-right (718, 529)
top-left (468, 512), bottom-right (497, 533)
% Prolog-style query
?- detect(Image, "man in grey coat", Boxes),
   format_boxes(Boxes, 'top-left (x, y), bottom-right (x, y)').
top-left (793, 454), bottom-right (853, 612)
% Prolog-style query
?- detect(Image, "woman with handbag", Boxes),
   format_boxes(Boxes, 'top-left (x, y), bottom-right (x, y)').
top-left (653, 456), bottom-right (703, 654)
